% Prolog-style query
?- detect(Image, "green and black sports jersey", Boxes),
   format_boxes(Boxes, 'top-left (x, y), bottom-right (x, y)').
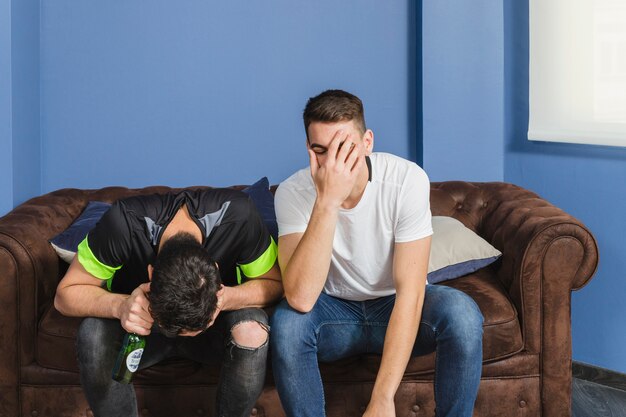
top-left (76, 188), bottom-right (277, 294)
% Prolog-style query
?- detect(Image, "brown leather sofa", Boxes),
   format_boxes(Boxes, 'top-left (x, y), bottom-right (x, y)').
top-left (0, 181), bottom-right (598, 417)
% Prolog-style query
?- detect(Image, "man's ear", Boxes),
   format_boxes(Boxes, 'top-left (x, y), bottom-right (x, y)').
top-left (363, 129), bottom-right (374, 156)
top-left (147, 264), bottom-right (154, 281)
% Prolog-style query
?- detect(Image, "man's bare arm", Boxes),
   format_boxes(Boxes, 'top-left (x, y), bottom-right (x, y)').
top-left (364, 236), bottom-right (431, 416)
top-left (279, 133), bottom-right (364, 313)
top-left (277, 200), bottom-right (339, 312)
top-left (54, 257), bottom-right (154, 335)
top-left (219, 263), bottom-right (284, 310)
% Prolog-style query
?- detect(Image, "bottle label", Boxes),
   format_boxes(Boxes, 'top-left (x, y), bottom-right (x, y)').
top-left (126, 348), bottom-right (144, 373)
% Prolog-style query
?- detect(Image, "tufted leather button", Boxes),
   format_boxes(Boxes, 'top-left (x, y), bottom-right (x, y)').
top-left (482, 202), bottom-right (488, 208)
top-left (31, 411), bottom-right (38, 417)
top-left (250, 408), bottom-right (258, 416)
top-left (412, 404), bottom-right (420, 412)
top-left (519, 400), bottom-right (527, 408)
top-left (456, 203), bottom-right (463, 209)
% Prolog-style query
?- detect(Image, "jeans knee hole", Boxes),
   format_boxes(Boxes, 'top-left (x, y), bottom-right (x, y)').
top-left (230, 320), bottom-right (269, 350)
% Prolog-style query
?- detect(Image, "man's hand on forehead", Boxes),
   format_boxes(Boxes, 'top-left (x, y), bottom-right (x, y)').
top-left (310, 129), bottom-right (359, 158)
top-left (307, 127), bottom-right (364, 208)
top-left (337, 138), bottom-right (356, 153)
top-left (330, 130), bottom-right (361, 165)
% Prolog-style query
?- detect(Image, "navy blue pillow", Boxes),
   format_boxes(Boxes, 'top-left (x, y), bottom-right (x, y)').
top-left (242, 177), bottom-right (278, 242)
top-left (50, 201), bottom-right (112, 262)
top-left (50, 179), bottom-right (278, 263)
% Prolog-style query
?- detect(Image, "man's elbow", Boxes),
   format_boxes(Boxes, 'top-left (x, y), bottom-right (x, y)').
top-left (53, 292), bottom-right (66, 315)
top-left (287, 300), bottom-right (315, 314)
top-left (284, 293), bottom-right (316, 313)
top-left (54, 290), bottom-right (72, 316)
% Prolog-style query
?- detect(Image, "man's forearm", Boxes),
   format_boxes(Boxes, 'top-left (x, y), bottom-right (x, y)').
top-left (371, 292), bottom-right (424, 402)
top-left (281, 200), bottom-right (338, 312)
top-left (368, 237), bottom-right (431, 405)
top-left (55, 284), bottom-right (127, 319)
top-left (221, 278), bottom-right (284, 310)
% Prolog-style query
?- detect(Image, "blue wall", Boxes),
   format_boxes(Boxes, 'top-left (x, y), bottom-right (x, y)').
top-left (11, 0), bottom-right (40, 206)
top-left (39, 0), bottom-right (416, 193)
top-left (422, 0), bottom-right (504, 182)
top-left (0, 0), bottom-right (40, 216)
top-left (422, 0), bottom-right (624, 373)
top-left (0, 0), bottom-right (12, 215)
top-left (504, 0), bottom-right (626, 374)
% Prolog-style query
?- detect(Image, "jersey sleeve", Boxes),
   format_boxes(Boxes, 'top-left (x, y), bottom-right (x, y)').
top-left (76, 201), bottom-right (132, 280)
top-left (394, 164), bottom-right (434, 243)
top-left (274, 182), bottom-right (309, 237)
top-left (237, 197), bottom-right (278, 279)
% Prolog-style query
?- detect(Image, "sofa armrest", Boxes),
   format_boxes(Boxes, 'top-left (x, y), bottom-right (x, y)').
top-left (431, 181), bottom-right (598, 416)
top-left (0, 190), bottom-right (92, 372)
top-left (475, 182), bottom-right (598, 416)
top-left (431, 181), bottom-right (598, 347)
top-left (0, 198), bottom-right (72, 416)
top-left (473, 183), bottom-right (599, 353)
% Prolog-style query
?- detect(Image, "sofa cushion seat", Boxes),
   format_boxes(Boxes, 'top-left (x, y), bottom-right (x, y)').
top-left (36, 266), bottom-right (521, 382)
top-left (442, 267), bottom-right (523, 362)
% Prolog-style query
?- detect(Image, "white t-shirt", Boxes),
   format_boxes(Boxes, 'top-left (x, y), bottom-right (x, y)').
top-left (275, 152), bottom-right (433, 301)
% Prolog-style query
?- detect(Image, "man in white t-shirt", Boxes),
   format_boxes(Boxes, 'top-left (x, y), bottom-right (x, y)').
top-left (270, 90), bottom-right (484, 417)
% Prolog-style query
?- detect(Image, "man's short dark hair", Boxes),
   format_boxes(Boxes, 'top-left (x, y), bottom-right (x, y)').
top-left (303, 89), bottom-right (367, 138)
top-left (149, 232), bottom-right (221, 336)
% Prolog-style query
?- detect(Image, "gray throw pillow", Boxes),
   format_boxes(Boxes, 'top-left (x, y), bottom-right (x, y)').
top-left (427, 216), bottom-right (502, 284)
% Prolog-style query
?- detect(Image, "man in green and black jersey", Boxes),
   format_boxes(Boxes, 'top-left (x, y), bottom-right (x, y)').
top-left (55, 188), bottom-right (282, 417)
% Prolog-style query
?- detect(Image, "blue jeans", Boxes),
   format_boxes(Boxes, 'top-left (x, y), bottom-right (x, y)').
top-left (270, 285), bottom-right (483, 417)
top-left (76, 307), bottom-right (269, 417)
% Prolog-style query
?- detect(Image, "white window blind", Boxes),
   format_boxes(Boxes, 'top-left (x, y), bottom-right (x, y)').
top-left (529, 0), bottom-right (626, 147)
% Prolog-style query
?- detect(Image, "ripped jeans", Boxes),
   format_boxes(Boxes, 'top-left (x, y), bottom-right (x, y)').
top-left (76, 308), bottom-right (269, 417)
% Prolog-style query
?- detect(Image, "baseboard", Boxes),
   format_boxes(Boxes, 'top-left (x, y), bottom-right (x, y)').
top-left (573, 361), bottom-right (626, 392)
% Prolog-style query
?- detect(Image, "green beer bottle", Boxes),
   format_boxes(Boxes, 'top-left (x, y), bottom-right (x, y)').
top-left (112, 333), bottom-right (146, 384)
